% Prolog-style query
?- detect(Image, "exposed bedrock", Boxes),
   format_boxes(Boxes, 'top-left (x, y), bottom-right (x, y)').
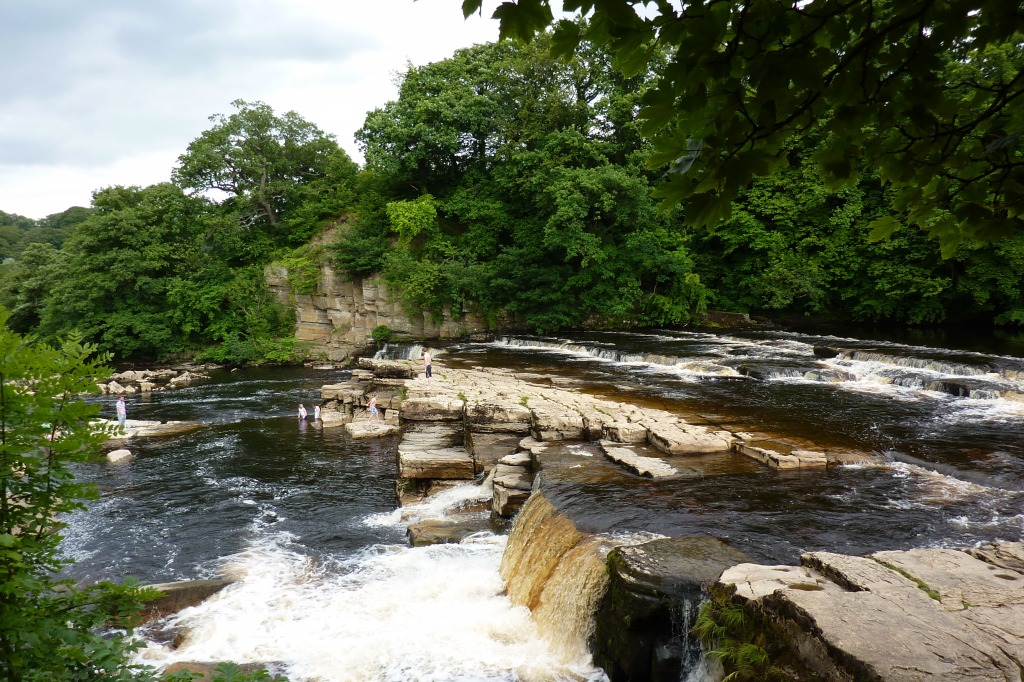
top-left (719, 543), bottom-right (1024, 681)
top-left (319, 357), bottom-right (1024, 681)
top-left (593, 537), bottom-right (750, 682)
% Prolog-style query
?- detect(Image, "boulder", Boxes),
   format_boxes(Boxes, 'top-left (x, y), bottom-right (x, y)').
top-left (406, 517), bottom-right (492, 547)
top-left (593, 537), bottom-right (750, 682)
top-left (107, 449), bottom-right (133, 464)
top-left (144, 578), bottom-right (234, 620)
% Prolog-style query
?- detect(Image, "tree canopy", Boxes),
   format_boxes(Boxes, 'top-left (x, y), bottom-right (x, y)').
top-left (173, 99), bottom-right (358, 247)
top-left (338, 37), bottom-right (710, 331)
top-left (460, 0), bottom-right (1024, 252)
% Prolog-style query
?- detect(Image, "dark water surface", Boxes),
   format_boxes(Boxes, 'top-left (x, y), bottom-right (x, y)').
top-left (60, 329), bottom-right (1024, 679)
top-left (65, 367), bottom-right (404, 583)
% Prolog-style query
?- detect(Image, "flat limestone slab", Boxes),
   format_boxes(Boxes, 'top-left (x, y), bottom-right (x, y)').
top-left (344, 421), bottom-right (400, 439)
top-left (733, 441), bottom-right (828, 468)
top-left (398, 446), bottom-right (475, 479)
top-left (870, 547), bottom-right (1024, 609)
top-left (647, 422), bottom-right (733, 455)
top-left (398, 425), bottom-right (474, 479)
top-left (720, 544), bottom-right (1024, 681)
top-left (400, 396), bottom-right (465, 421)
top-left (102, 419), bottom-right (203, 441)
top-left (600, 441), bottom-right (677, 479)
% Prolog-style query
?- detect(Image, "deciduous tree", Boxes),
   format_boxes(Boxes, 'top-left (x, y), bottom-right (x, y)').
top-left (461, 0), bottom-right (1023, 250)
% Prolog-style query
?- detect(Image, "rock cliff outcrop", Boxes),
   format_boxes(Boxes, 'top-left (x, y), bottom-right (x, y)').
top-left (266, 265), bottom-right (492, 361)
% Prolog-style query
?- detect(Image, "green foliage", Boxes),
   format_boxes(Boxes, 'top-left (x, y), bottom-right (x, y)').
top-left (0, 310), bottom-right (153, 681)
top-left (173, 99), bottom-right (357, 249)
top-left (36, 184), bottom-right (205, 360)
top-left (169, 265), bottom-right (297, 365)
top-left (273, 246), bottom-right (323, 296)
top-left (344, 37), bottom-right (708, 332)
top-left (387, 195), bottom-right (438, 242)
top-left (692, 586), bottom-right (799, 682)
top-left (371, 324), bottom-right (393, 345)
top-left (476, 2), bottom-right (1024, 251)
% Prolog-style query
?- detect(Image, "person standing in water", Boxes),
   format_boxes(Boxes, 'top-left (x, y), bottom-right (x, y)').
top-left (116, 396), bottom-right (127, 428)
top-left (298, 403), bottom-right (307, 420)
top-left (313, 403), bottom-right (321, 422)
top-left (423, 350), bottom-right (432, 386)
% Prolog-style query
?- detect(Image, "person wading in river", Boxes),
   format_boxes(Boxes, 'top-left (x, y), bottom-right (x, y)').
top-left (298, 403), bottom-right (307, 420)
top-left (116, 395), bottom-right (127, 429)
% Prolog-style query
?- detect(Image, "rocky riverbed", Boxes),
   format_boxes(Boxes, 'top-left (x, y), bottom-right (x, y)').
top-left (313, 355), bottom-right (1024, 682)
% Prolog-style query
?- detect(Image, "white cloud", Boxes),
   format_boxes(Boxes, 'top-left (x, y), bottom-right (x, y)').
top-left (0, 0), bottom-right (505, 218)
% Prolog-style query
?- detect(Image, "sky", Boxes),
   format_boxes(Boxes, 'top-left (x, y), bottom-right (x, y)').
top-left (0, 0), bottom-right (508, 219)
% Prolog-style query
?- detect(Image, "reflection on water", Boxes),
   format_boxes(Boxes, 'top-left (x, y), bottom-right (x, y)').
top-left (60, 328), bottom-right (1024, 680)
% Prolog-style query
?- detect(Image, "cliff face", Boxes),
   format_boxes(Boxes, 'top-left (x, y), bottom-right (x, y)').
top-left (266, 264), bottom-right (491, 361)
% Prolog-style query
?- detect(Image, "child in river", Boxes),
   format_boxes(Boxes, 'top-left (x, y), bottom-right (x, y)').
top-left (298, 403), bottom-right (307, 420)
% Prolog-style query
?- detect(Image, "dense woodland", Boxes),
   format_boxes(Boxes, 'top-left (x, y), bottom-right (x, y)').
top-left (1, 31), bottom-right (1022, 364)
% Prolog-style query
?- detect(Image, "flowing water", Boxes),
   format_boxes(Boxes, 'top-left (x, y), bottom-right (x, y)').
top-left (62, 328), bottom-right (1024, 681)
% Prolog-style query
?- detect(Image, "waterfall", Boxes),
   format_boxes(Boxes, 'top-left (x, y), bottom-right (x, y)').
top-left (494, 337), bottom-right (739, 378)
top-left (501, 494), bottom-right (586, 610)
top-left (500, 495), bottom-right (609, 665)
top-left (531, 537), bottom-right (610, 661)
top-left (373, 343), bottom-right (425, 361)
top-left (838, 350), bottom-right (993, 377)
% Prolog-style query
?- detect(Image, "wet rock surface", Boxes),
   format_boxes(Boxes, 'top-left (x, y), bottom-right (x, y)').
top-left (319, 356), bottom-right (1024, 681)
top-left (594, 537), bottom-right (751, 682)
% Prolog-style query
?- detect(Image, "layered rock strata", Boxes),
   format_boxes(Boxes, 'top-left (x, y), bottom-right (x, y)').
top-left (266, 266), bottom-right (493, 361)
top-left (326, 356), bottom-right (1024, 682)
top-left (718, 544), bottom-right (1024, 681)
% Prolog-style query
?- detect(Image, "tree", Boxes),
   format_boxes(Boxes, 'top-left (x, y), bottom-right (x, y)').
top-left (460, 0), bottom-right (1024, 251)
top-left (0, 313), bottom-right (153, 681)
top-left (344, 37), bottom-right (709, 330)
top-left (173, 99), bottom-right (357, 248)
top-left (38, 184), bottom-right (206, 359)
top-left (0, 242), bottom-right (65, 334)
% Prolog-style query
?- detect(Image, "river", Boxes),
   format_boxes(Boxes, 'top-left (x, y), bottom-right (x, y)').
top-left (62, 327), bottom-right (1024, 681)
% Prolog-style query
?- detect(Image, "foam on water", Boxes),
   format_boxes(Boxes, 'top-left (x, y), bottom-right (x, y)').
top-left (138, 528), bottom-right (605, 682)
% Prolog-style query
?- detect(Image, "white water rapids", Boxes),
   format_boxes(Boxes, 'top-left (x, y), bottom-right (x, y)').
top-left (137, 483), bottom-right (608, 682)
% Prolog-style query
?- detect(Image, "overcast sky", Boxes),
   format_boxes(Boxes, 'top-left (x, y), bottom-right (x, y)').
top-left (0, 0), bottom-right (507, 219)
